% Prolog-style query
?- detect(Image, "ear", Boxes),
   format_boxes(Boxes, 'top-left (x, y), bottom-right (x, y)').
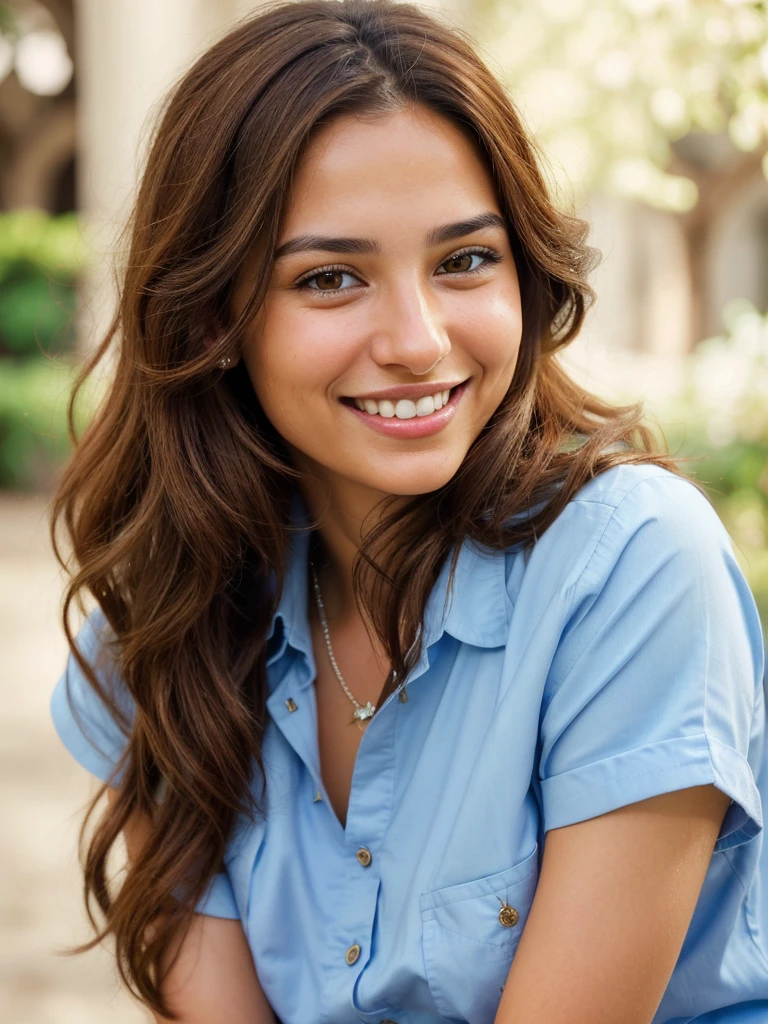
top-left (203, 320), bottom-right (240, 366)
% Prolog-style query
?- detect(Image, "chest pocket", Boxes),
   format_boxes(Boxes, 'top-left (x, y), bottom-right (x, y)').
top-left (420, 845), bottom-right (539, 1023)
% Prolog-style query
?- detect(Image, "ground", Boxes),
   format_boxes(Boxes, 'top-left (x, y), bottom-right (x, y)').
top-left (0, 492), bottom-right (148, 1023)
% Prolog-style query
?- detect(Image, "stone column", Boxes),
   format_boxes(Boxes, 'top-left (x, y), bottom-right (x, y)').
top-left (74, 0), bottom-right (268, 355)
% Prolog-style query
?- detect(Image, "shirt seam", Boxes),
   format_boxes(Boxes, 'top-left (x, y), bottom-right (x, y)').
top-left (564, 470), bottom-right (696, 511)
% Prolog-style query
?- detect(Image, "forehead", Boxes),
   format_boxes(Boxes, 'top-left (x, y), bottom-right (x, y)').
top-left (282, 105), bottom-right (500, 232)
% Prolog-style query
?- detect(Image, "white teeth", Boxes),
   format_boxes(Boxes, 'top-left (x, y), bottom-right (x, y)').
top-left (350, 386), bottom-right (455, 418)
top-left (395, 399), bottom-right (417, 419)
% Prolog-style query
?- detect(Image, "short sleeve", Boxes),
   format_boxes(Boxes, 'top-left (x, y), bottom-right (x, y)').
top-left (50, 606), bottom-right (241, 919)
top-left (194, 871), bottom-right (240, 919)
top-left (50, 606), bottom-right (133, 784)
top-left (539, 473), bottom-right (766, 853)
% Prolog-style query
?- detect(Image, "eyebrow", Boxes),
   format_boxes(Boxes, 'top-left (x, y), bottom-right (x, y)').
top-left (272, 211), bottom-right (506, 261)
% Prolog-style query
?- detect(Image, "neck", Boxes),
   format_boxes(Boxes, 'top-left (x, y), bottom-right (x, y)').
top-left (295, 474), bottom-right (404, 627)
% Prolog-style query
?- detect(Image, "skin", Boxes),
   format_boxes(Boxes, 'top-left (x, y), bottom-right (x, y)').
top-left (230, 102), bottom-right (522, 626)
top-left (123, 102), bottom-right (731, 1022)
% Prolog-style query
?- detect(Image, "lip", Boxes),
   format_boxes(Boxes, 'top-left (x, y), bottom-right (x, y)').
top-left (341, 380), bottom-right (469, 439)
top-left (344, 379), bottom-right (467, 402)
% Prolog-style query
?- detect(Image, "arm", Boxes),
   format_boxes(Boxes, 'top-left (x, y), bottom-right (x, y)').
top-left (494, 784), bottom-right (732, 1024)
top-left (107, 788), bottom-right (277, 1024)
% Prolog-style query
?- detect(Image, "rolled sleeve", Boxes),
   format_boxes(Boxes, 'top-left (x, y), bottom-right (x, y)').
top-left (539, 474), bottom-right (765, 853)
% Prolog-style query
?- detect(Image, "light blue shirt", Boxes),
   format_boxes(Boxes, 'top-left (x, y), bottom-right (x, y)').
top-left (51, 464), bottom-right (768, 1024)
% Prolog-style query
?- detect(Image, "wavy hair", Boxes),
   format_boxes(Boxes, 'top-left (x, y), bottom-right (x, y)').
top-left (50, 0), bottom-right (686, 1016)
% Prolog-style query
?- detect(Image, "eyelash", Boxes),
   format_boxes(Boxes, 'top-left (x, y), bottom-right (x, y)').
top-left (293, 245), bottom-right (504, 295)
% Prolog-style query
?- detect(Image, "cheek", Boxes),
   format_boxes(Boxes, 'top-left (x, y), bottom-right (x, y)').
top-left (457, 292), bottom-right (523, 370)
top-left (241, 303), bottom-right (352, 414)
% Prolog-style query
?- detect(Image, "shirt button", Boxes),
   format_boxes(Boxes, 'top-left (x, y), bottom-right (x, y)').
top-left (398, 688), bottom-right (408, 702)
top-left (356, 847), bottom-right (372, 867)
top-left (345, 943), bottom-right (361, 965)
top-left (498, 904), bottom-right (519, 927)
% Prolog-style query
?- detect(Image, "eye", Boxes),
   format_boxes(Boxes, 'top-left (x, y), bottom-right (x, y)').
top-left (295, 266), bottom-right (362, 294)
top-left (293, 245), bottom-right (503, 297)
top-left (436, 246), bottom-right (503, 276)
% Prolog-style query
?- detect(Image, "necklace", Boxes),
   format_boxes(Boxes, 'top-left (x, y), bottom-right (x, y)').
top-left (309, 560), bottom-right (378, 732)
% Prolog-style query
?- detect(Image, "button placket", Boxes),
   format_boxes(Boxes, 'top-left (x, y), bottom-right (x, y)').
top-left (324, 703), bottom-right (396, 1014)
top-left (266, 664), bottom-right (329, 810)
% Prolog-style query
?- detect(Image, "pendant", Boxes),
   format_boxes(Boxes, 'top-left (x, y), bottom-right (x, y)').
top-left (352, 701), bottom-right (375, 726)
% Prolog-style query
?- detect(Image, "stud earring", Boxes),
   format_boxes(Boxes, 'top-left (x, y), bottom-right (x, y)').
top-left (218, 354), bottom-right (233, 369)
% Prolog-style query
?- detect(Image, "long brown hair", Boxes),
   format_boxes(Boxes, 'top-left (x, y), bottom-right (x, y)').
top-left (50, 0), bottom-right (686, 1016)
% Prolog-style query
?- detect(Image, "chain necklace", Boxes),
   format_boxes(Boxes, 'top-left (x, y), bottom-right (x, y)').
top-left (309, 559), bottom-right (382, 732)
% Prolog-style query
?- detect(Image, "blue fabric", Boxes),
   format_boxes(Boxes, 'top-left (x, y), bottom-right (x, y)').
top-left (50, 464), bottom-right (768, 1024)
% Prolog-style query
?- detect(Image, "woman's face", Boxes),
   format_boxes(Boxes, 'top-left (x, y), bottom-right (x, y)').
top-left (234, 103), bottom-right (522, 505)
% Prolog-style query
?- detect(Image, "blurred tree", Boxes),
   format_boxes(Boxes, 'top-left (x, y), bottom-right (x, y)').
top-left (473, 0), bottom-right (768, 348)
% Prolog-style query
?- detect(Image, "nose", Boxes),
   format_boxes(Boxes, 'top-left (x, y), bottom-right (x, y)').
top-left (370, 283), bottom-right (451, 376)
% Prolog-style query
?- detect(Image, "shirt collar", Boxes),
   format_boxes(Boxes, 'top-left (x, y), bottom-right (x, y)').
top-left (266, 490), bottom-right (511, 666)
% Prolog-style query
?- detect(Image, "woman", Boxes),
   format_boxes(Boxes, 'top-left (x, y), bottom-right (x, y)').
top-left (49, 1), bottom-right (768, 1022)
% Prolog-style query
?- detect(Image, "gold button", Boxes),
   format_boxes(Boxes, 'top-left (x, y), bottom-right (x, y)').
top-left (285, 698), bottom-right (298, 712)
top-left (398, 688), bottom-right (408, 703)
top-left (356, 847), bottom-right (372, 867)
top-left (345, 943), bottom-right (361, 965)
top-left (498, 904), bottom-right (519, 928)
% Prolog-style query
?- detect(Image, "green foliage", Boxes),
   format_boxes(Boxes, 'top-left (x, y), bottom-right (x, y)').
top-left (0, 210), bottom-right (92, 488)
top-left (0, 211), bottom-right (87, 359)
top-left (474, 0), bottom-right (768, 210)
top-left (0, 358), bottom-right (99, 491)
top-left (0, 272), bottom-right (77, 355)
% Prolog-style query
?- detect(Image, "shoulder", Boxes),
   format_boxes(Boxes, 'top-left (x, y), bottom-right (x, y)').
top-left (566, 462), bottom-right (727, 575)
top-left (504, 462), bottom-right (732, 607)
top-left (565, 461), bottom-right (710, 516)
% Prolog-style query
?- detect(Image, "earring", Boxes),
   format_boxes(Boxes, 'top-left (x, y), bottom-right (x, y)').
top-left (218, 354), bottom-right (233, 369)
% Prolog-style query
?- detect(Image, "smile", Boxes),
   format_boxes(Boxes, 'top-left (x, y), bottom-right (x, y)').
top-left (340, 380), bottom-right (469, 439)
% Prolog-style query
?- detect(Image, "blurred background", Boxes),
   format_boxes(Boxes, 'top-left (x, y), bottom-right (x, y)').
top-left (1, 0), bottom-right (767, 1021)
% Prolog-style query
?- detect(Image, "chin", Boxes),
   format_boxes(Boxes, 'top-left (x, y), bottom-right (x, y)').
top-left (361, 457), bottom-right (465, 498)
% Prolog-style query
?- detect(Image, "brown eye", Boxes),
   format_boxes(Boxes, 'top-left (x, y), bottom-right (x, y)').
top-left (443, 253), bottom-right (475, 273)
top-left (316, 271), bottom-right (345, 290)
top-left (297, 267), bottom-right (359, 293)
